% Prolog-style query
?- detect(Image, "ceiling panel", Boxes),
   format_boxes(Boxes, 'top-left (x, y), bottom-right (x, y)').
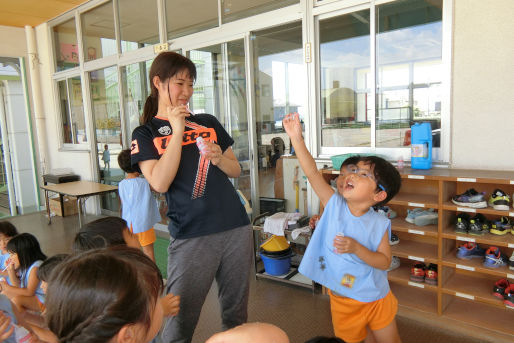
top-left (0, 0), bottom-right (87, 27)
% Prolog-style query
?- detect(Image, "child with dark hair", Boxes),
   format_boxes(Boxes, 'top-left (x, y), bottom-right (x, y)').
top-left (283, 113), bottom-right (402, 343)
top-left (72, 216), bottom-right (140, 253)
top-left (0, 233), bottom-right (47, 316)
top-left (0, 221), bottom-right (18, 285)
top-left (45, 246), bottom-right (163, 343)
top-left (117, 149), bottom-right (160, 261)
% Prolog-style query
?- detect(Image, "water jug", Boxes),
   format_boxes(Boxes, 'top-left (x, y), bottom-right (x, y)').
top-left (410, 122), bottom-right (432, 169)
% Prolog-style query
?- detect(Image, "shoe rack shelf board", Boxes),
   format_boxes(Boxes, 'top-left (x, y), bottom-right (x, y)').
top-left (320, 167), bottom-right (514, 340)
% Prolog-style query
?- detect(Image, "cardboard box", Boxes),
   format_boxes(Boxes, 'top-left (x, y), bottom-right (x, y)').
top-left (49, 196), bottom-right (78, 217)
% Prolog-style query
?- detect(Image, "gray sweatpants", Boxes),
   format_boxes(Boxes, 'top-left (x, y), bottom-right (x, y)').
top-left (161, 224), bottom-right (253, 343)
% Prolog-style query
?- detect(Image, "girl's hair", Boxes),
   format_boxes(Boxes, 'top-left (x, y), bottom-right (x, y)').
top-left (117, 149), bottom-right (136, 174)
top-left (46, 246), bottom-right (163, 343)
top-left (37, 254), bottom-right (69, 282)
top-left (6, 233), bottom-right (47, 270)
top-left (142, 51), bottom-right (197, 124)
top-left (0, 221), bottom-right (18, 237)
top-left (72, 217), bottom-right (128, 253)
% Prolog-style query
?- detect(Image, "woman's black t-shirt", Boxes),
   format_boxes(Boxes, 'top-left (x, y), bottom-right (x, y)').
top-left (131, 113), bottom-right (250, 239)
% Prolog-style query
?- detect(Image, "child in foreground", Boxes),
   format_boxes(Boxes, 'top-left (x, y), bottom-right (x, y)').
top-left (283, 113), bottom-right (402, 343)
top-left (45, 246), bottom-right (163, 343)
top-left (0, 222), bottom-right (18, 286)
top-left (118, 149), bottom-right (160, 261)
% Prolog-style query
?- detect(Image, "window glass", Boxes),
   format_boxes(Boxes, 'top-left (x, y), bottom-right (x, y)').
top-left (253, 22), bottom-right (305, 208)
top-left (165, 0), bottom-right (218, 40)
top-left (122, 60), bottom-right (152, 141)
top-left (222, 0), bottom-right (299, 24)
top-left (81, 1), bottom-right (117, 61)
top-left (376, 0), bottom-right (443, 147)
top-left (53, 18), bottom-right (79, 71)
top-left (57, 77), bottom-right (86, 144)
top-left (319, 10), bottom-right (371, 147)
top-left (117, 0), bottom-right (159, 53)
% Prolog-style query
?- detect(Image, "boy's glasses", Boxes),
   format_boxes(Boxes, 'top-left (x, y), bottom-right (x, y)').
top-left (341, 164), bottom-right (386, 192)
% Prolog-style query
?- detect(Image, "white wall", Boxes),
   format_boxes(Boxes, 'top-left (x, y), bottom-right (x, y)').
top-left (451, 0), bottom-right (514, 169)
top-left (0, 25), bottom-right (27, 57)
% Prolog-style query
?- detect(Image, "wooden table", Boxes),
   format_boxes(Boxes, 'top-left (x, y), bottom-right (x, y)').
top-left (41, 181), bottom-right (118, 227)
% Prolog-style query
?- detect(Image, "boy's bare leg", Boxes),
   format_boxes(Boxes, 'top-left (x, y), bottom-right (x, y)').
top-left (142, 243), bottom-right (155, 262)
top-left (367, 319), bottom-right (401, 343)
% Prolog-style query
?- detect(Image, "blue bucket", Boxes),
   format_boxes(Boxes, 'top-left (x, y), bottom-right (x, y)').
top-left (260, 252), bottom-right (291, 276)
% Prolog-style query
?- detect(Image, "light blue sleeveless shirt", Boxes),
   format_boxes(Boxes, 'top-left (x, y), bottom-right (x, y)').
top-left (20, 260), bottom-right (45, 304)
top-left (119, 177), bottom-right (161, 234)
top-left (299, 193), bottom-right (391, 302)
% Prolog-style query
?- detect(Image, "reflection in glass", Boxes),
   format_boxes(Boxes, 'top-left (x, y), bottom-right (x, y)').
top-left (253, 22), bottom-right (305, 212)
top-left (165, 0), bottom-right (218, 40)
top-left (117, 0), bottom-right (159, 53)
top-left (57, 77), bottom-right (86, 144)
top-left (53, 18), bottom-right (79, 71)
top-left (376, 0), bottom-right (442, 147)
top-left (81, 1), bottom-right (117, 61)
top-left (90, 66), bottom-right (121, 212)
top-left (222, 0), bottom-right (299, 24)
top-left (122, 60), bottom-right (152, 142)
top-left (319, 10), bottom-right (370, 147)
top-left (188, 40), bottom-right (251, 202)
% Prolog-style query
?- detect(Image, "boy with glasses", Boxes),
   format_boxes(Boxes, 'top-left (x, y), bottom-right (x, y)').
top-left (283, 113), bottom-right (402, 343)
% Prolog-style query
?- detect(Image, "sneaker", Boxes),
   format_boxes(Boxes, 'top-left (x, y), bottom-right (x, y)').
top-left (488, 189), bottom-right (510, 211)
top-left (483, 246), bottom-right (507, 268)
top-left (410, 263), bottom-right (426, 282)
top-left (375, 206), bottom-right (397, 219)
top-left (451, 188), bottom-right (487, 208)
top-left (505, 284), bottom-right (514, 307)
top-left (454, 213), bottom-right (470, 234)
top-left (405, 208), bottom-right (424, 224)
top-left (413, 209), bottom-right (438, 226)
top-left (387, 256), bottom-right (401, 271)
top-left (490, 217), bottom-right (511, 235)
top-left (509, 251), bottom-right (514, 271)
top-left (468, 214), bottom-right (487, 236)
top-left (389, 233), bottom-right (400, 245)
top-left (456, 242), bottom-right (486, 260)
top-left (425, 263), bottom-right (438, 285)
top-left (493, 278), bottom-right (510, 300)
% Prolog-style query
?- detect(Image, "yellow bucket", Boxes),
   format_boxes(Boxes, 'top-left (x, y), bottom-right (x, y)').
top-left (260, 235), bottom-right (290, 252)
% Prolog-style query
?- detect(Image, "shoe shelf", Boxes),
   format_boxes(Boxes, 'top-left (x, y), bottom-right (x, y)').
top-left (441, 226), bottom-right (514, 247)
top-left (442, 201), bottom-right (514, 217)
top-left (388, 263), bottom-right (438, 292)
top-left (390, 239), bottom-right (438, 264)
top-left (441, 269), bottom-right (508, 308)
top-left (390, 283), bottom-right (438, 314)
top-left (441, 253), bottom-right (514, 279)
top-left (389, 193), bottom-right (439, 208)
top-left (391, 218), bottom-right (438, 237)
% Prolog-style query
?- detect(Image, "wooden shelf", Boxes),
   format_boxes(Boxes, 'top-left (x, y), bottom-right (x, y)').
top-left (442, 254), bottom-right (514, 279)
top-left (390, 283), bottom-right (438, 314)
top-left (391, 218), bottom-right (438, 237)
top-left (441, 226), bottom-right (514, 247)
top-left (442, 201), bottom-right (514, 217)
top-left (390, 239), bottom-right (438, 264)
top-left (388, 264), bottom-right (438, 292)
top-left (443, 298), bottom-right (514, 336)
top-left (389, 192), bottom-right (438, 208)
top-left (441, 271), bottom-right (507, 308)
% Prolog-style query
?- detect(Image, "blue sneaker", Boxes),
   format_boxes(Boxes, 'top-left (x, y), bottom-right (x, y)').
top-left (451, 188), bottom-right (487, 208)
top-left (483, 246), bottom-right (507, 268)
top-left (405, 208), bottom-right (425, 224)
top-left (456, 242), bottom-right (485, 260)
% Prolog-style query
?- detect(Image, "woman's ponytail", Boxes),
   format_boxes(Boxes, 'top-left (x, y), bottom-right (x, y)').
top-left (142, 94), bottom-right (158, 124)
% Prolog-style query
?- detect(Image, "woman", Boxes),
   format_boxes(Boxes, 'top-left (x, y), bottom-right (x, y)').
top-left (130, 51), bottom-right (252, 342)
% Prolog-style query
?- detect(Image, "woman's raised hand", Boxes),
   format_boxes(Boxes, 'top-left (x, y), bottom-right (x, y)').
top-left (166, 105), bottom-right (190, 133)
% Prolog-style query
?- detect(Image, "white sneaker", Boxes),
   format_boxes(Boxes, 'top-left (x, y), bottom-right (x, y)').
top-left (509, 251), bottom-right (514, 271)
top-left (387, 256), bottom-right (401, 271)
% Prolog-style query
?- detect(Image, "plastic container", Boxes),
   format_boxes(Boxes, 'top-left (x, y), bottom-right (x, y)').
top-left (410, 122), bottom-right (432, 170)
top-left (260, 252), bottom-right (292, 276)
top-left (260, 235), bottom-right (290, 252)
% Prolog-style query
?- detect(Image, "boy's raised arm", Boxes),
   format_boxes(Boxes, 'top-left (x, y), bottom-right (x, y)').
top-left (283, 113), bottom-right (335, 207)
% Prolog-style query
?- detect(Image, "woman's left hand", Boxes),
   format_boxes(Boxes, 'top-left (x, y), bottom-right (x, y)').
top-left (202, 141), bottom-right (223, 166)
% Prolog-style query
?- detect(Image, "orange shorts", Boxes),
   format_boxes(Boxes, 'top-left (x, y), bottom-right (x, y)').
top-left (130, 225), bottom-right (156, 247)
top-left (329, 290), bottom-right (398, 343)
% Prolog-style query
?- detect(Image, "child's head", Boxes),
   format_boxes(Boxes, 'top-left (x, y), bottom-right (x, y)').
top-left (143, 51), bottom-right (197, 123)
top-left (104, 144), bottom-right (108, 150)
top-left (305, 337), bottom-right (346, 343)
top-left (118, 149), bottom-right (136, 174)
top-left (46, 246), bottom-right (163, 343)
top-left (337, 155), bottom-right (401, 207)
top-left (6, 233), bottom-right (47, 271)
top-left (0, 221), bottom-right (18, 253)
top-left (37, 254), bottom-right (69, 294)
top-left (72, 217), bottom-right (139, 253)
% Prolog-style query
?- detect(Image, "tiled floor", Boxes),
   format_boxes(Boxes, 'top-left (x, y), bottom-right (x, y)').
top-left (5, 211), bottom-right (512, 343)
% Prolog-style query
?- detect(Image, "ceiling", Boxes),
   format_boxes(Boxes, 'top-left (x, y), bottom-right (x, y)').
top-left (0, 0), bottom-right (87, 28)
